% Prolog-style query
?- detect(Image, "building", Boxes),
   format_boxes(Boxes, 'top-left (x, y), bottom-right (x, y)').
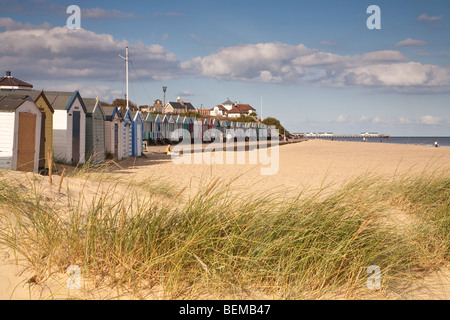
top-left (210, 105), bottom-right (228, 117)
top-left (84, 98), bottom-right (106, 164)
top-left (45, 91), bottom-right (87, 164)
top-left (0, 71), bottom-right (33, 90)
top-left (0, 95), bottom-right (42, 172)
top-left (221, 99), bottom-right (235, 111)
top-left (0, 90), bottom-right (54, 171)
top-left (103, 105), bottom-right (124, 160)
top-left (164, 97), bottom-right (196, 114)
top-left (227, 104), bottom-right (257, 118)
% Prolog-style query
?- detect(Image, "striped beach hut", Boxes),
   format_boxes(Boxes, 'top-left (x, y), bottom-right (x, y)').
top-left (154, 114), bottom-right (162, 140)
top-left (0, 95), bottom-right (42, 172)
top-left (121, 108), bottom-right (133, 158)
top-left (103, 106), bottom-right (123, 160)
top-left (45, 91), bottom-right (87, 164)
top-left (84, 98), bottom-right (106, 164)
top-left (130, 110), bottom-right (143, 157)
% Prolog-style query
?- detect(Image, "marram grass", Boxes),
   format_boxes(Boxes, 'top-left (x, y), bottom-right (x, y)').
top-left (0, 169), bottom-right (448, 299)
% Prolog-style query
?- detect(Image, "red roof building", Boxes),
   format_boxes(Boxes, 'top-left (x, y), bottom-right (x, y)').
top-left (0, 71), bottom-right (33, 90)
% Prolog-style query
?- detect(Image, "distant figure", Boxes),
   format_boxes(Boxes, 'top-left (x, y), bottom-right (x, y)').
top-left (435, 141), bottom-right (439, 148)
top-left (166, 144), bottom-right (172, 155)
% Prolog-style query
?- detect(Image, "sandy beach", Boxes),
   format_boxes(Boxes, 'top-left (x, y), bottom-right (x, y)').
top-left (130, 139), bottom-right (450, 197)
top-left (1, 139), bottom-right (449, 300)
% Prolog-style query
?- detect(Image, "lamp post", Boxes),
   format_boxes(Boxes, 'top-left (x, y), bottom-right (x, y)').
top-left (163, 86), bottom-right (167, 108)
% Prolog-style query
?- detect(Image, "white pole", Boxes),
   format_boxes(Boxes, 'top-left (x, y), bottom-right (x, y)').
top-left (119, 47), bottom-right (130, 110)
top-left (126, 47), bottom-right (129, 110)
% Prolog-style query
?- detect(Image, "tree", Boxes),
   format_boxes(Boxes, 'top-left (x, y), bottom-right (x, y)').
top-left (262, 117), bottom-right (289, 135)
top-left (112, 98), bottom-right (138, 111)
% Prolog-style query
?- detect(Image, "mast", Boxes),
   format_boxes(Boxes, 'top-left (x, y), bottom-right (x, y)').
top-left (119, 47), bottom-right (130, 110)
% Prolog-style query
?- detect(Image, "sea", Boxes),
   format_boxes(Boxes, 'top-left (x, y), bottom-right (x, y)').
top-left (312, 136), bottom-right (450, 147)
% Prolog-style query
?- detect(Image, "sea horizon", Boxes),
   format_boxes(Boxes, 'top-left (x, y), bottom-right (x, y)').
top-left (311, 136), bottom-right (450, 147)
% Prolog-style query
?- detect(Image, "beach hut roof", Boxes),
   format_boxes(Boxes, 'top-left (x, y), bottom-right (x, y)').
top-left (45, 90), bottom-right (87, 113)
top-left (102, 105), bottom-right (123, 121)
top-left (0, 89), bottom-right (54, 113)
top-left (0, 94), bottom-right (32, 112)
top-left (168, 115), bottom-right (175, 123)
top-left (145, 113), bottom-right (154, 122)
top-left (83, 98), bottom-right (105, 118)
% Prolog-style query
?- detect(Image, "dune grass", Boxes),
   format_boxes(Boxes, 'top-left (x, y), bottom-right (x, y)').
top-left (0, 168), bottom-right (448, 299)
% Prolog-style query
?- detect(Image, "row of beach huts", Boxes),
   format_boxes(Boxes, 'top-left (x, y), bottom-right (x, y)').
top-left (0, 89), bottom-right (275, 174)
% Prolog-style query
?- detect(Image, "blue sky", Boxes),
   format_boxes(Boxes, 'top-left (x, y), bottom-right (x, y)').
top-left (1, 0), bottom-right (449, 135)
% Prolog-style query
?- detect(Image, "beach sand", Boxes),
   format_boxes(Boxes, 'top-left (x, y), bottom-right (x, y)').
top-left (1, 139), bottom-right (449, 299)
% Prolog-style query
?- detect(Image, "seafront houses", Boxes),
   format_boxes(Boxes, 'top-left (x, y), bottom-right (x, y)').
top-left (45, 91), bottom-right (87, 165)
top-left (227, 104), bottom-right (257, 118)
top-left (0, 95), bottom-right (42, 173)
top-left (103, 105), bottom-right (124, 160)
top-left (210, 105), bottom-right (228, 117)
top-left (164, 98), bottom-right (196, 114)
top-left (0, 90), bottom-right (54, 171)
top-left (84, 98), bottom-right (106, 164)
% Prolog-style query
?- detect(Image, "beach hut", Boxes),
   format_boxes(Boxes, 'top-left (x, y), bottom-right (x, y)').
top-left (161, 114), bottom-right (169, 140)
top-left (196, 117), bottom-right (203, 141)
top-left (171, 115), bottom-right (182, 141)
top-left (120, 108), bottom-right (133, 158)
top-left (130, 110), bottom-right (144, 157)
top-left (84, 98), bottom-right (106, 164)
top-left (167, 115), bottom-right (176, 141)
top-left (45, 91), bottom-right (87, 164)
top-left (182, 116), bottom-right (189, 133)
top-left (140, 112), bottom-right (150, 141)
top-left (103, 105), bottom-right (123, 160)
top-left (154, 114), bottom-right (162, 140)
top-left (188, 117), bottom-right (195, 140)
top-left (0, 95), bottom-right (42, 172)
top-left (144, 113), bottom-right (156, 140)
top-left (0, 90), bottom-right (54, 171)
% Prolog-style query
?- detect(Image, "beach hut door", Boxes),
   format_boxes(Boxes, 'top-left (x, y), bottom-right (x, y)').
top-left (114, 123), bottom-right (119, 158)
top-left (17, 112), bottom-right (36, 172)
top-left (72, 111), bottom-right (80, 163)
top-left (39, 112), bottom-right (46, 170)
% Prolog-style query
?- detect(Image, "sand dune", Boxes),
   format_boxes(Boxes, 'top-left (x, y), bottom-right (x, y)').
top-left (1, 139), bottom-right (449, 299)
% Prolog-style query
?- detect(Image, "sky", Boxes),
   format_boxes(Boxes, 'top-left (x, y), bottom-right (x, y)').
top-left (1, 0), bottom-right (449, 136)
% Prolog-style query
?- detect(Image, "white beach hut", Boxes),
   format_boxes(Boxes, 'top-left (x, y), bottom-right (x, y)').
top-left (45, 91), bottom-right (87, 164)
top-left (0, 95), bottom-right (42, 172)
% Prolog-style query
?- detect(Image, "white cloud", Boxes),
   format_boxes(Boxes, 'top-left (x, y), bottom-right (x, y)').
top-left (396, 38), bottom-right (427, 47)
top-left (1, 18), bottom-right (450, 94)
top-left (420, 115), bottom-right (441, 125)
top-left (418, 14), bottom-right (443, 22)
top-left (359, 116), bottom-right (369, 122)
top-left (0, 22), bottom-right (183, 82)
top-left (176, 90), bottom-right (194, 98)
top-left (46, 83), bottom-right (123, 102)
top-left (362, 50), bottom-right (407, 62)
top-left (336, 114), bottom-right (349, 122)
top-left (183, 42), bottom-right (450, 92)
top-left (0, 17), bottom-right (51, 31)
